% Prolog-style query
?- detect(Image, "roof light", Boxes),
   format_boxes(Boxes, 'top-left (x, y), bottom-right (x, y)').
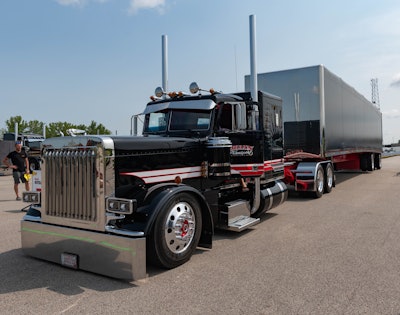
top-left (155, 87), bottom-right (164, 98)
top-left (189, 82), bottom-right (199, 94)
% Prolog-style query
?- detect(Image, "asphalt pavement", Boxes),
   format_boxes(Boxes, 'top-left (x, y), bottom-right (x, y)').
top-left (1, 156), bottom-right (400, 314)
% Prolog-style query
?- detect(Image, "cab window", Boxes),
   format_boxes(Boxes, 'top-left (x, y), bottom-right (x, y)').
top-left (169, 110), bottom-right (211, 131)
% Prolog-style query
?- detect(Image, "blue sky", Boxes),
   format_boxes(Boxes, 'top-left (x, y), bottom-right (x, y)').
top-left (1, 0), bottom-right (400, 144)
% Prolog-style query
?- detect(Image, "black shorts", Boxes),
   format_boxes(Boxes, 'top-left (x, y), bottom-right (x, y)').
top-left (12, 171), bottom-right (27, 184)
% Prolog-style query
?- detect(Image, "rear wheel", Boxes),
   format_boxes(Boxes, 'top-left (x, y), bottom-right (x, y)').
top-left (314, 165), bottom-right (325, 198)
top-left (367, 154), bottom-right (374, 171)
top-left (148, 192), bottom-right (202, 269)
top-left (324, 163), bottom-right (334, 193)
top-left (374, 153), bottom-right (381, 170)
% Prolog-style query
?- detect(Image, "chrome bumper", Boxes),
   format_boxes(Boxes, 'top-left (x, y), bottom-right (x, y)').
top-left (21, 220), bottom-right (147, 281)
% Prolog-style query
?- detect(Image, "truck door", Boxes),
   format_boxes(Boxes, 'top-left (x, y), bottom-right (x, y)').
top-left (215, 102), bottom-right (264, 177)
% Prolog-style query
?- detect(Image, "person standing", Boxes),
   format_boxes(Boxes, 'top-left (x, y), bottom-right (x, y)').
top-left (2, 141), bottom-right (30, 200)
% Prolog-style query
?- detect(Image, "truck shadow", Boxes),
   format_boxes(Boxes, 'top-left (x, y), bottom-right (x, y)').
top-left (285, 171), bottom-right (365, 202)
top-left (334, 170), bottom-right (364, 185)
top-left (0, 249), bottom-right (136, 296)
top-left (211, 212), bottom-right (278, 241)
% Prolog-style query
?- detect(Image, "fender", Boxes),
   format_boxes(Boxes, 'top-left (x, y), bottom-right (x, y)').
top-left (293, 161), bottom-right (333, 192)
top-left (142, 184), bottom-right (213, 249)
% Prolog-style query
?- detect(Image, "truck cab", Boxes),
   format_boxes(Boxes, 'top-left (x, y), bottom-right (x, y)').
top-left (20, 84), bottom-right (288, 281)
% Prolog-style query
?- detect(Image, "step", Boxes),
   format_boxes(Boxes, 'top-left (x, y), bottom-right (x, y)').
top-left (227, 215), bottom-right (260, 232)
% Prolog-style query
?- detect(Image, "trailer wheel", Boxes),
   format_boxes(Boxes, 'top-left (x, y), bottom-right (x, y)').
top-left (374, 153), bottom-right (381, 170)
top-left (314, 165), bottom-right (324, 198)
top-left (148, 192), bottom-right (202, 269)
top-left (324, 163), bottom-right (334, 193)
top-left (367, 154), bottom-right (374, 172)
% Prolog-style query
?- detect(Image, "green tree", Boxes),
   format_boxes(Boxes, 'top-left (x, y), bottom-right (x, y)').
top-left (4, 116), bottom-right (111, 138)
top-left (46, 122), bottom-right (79, 138)
top-left (86, 120), bottom-right (111, 135)
top-left (5, 116), bottom-right (28, 133)
top-left (26, 120), bottom-right (45, 134)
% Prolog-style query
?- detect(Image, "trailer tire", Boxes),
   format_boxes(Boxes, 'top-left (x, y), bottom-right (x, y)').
top-left (360, 155), bottom-right (368, 171)
top-left (374, 153), bottom-right (381, 170)
top-left (314, 165), bottom-right (324, 198)
top-left (324, 163), bottom-right (334, 193)
top-left (148, 192), bottom-right (202, 269)
top-left (367, 154), bottom-right (374, 172)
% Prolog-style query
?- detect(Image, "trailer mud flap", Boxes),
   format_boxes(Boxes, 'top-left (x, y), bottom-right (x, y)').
top-left (21, 220), bottom-right (147, 281)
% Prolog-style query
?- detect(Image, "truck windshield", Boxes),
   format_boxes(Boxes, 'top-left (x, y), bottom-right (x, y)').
top-left (169, 110), bottom-right (211, 131)
top-left (144, 111), bottom-right (169, 133)
top-left (25, 140), bottom-right (42, 150)
top-left (144, 110), bottom-right (211, 134)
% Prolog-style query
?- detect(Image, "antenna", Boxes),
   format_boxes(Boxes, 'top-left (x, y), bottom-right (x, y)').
top-left (371, 78), bottom-right (380, 109)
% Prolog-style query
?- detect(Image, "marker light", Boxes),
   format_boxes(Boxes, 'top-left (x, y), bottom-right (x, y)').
top-left (174, 176), bottom-right (182, 184)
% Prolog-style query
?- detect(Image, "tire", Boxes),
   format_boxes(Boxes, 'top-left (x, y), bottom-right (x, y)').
top-left (29, 159), bottom-right (40, 171)
top-left (360, 155), bottom-right (368, 171)
top-left (324, 163), bottom-right (334, 193)
top-left (374, 153), bottom-right (381, 170)
top-left (148, 192), bottom-right (202, 269)
top-left (314, 165), bottom-right (324, 198)
top-left (367, 154), bottom-right (374, 172)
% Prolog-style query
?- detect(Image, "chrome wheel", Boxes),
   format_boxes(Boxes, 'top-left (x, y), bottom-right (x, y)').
top-left (164, 201), bottom-right (196, 254)
top-left (148, 192), bottom-right (202, 269)
top-left (314, 165), bottom-right (324, 198)
top-left (324, 164), bottom-right (334, 193)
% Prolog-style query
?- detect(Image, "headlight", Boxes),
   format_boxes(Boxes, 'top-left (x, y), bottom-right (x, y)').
top-left (23, 192), bottom-right (41, 203)
top-left (106, 197), bottom-right (136, 214)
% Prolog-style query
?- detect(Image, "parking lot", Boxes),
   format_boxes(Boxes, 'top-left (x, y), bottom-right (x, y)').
top-left (1, 156), bottom-right (400, 314)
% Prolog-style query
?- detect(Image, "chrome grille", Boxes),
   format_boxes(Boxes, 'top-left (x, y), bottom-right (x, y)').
top-left (44, 148), bottom-right (98, 221)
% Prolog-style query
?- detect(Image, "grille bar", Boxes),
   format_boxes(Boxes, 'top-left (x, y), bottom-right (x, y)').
top-left (44, 148), bottom-right (98, 222)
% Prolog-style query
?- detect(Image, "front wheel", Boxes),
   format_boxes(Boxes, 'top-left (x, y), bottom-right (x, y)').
top-left (29, 158), bottom-right (40, 171)
top-left (148, 192), bottom-right (202, 269)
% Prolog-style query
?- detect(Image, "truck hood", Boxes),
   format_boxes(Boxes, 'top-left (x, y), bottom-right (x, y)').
top-left (41, 135), bottom-right (203, 152)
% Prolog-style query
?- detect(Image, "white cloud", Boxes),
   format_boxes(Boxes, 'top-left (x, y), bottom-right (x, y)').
top-left (55, 0), bottom-right (86, 6)
top-left (55, 0), bottom-right (108, 7)
top-left (55, 0), bottom-right (167, 14)
top-left (383, 109), bottom-right (400, 119)
top-left (128, 0), bottom-right (166, 15)
top-left (390, 73), bottom-right (400, 88)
